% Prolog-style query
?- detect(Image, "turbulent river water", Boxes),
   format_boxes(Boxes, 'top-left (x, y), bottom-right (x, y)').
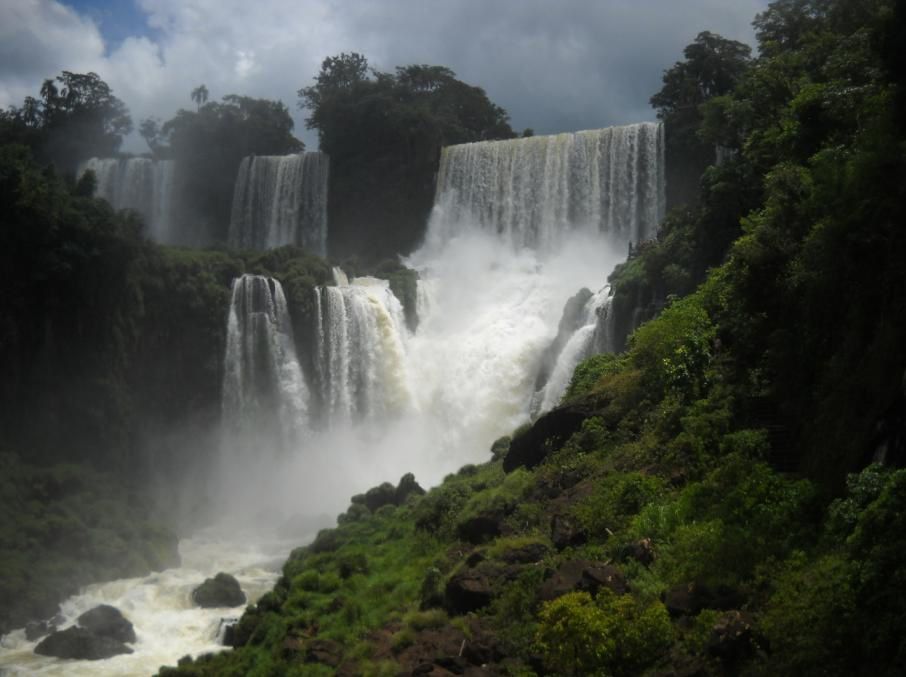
top-left (0, 530), bottom-right (302, 676)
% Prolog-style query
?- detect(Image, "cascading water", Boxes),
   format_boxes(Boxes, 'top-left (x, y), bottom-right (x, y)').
top-left (220, 274), bottom-right (309, 496)
top-left (78, 158), bottom-right (176, 242)
top-left (312, 272), bottom-right (411, 427)
top-left (428, 122), bottom-right (665, 252)
top-left (227, 153), bottom-right (329, 255)
top-left (530, 287), bottom-right (615, 415)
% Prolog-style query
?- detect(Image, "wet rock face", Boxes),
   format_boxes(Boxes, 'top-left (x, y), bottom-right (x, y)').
top-left (77, 604), bottom-right (136, 644)
top-left (192, 572), bottom-right (247, 608)
top-left (34, 626), bottom-right (133, 660)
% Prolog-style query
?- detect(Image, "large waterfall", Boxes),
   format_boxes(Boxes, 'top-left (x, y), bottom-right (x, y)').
top-left (78, 158), bottom-right (175, 242)
top-left (218, 122), bottom-right (664, 518)
top-left (428, 122), bottom-right (665, 252)
top-left (228, 153), bottom-right (329, 255)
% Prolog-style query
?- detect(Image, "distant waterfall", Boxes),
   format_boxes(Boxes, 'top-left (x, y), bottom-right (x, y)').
top-left (312, 270), bottom-right (411, 426)
top-left (228, 153), bottom-right (329, 255)
top-left (221, 274), bottom-right (309, 446)
top-left (78, 157), bottom-right (175, 242)
top-left (428, 122), bottom-right (665, 251)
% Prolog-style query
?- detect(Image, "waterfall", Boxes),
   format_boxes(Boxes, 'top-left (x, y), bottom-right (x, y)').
top-left (312, 273), bottom-right (411, 426)
top-left (531, 287), bottom-right (615, 414)
top-left (228, 153), bottom-right (329, 255)
top-left (78, 157), bottom-right (176, 242)
top-left (215, 122), bottom-right (664, 521)
top-left (427, 122), bottom-right (665, 252)
top-left (221, 274), bottom-right (309, 448)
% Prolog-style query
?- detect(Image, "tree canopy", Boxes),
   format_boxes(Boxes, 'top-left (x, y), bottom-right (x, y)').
top-left (0, 71), bottom-right (131, 171)
top-left (299, 53), bottom-right (515, 258)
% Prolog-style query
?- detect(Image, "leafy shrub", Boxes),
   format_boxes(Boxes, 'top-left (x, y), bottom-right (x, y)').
top-left (535, 590), bottom-right (672, 676)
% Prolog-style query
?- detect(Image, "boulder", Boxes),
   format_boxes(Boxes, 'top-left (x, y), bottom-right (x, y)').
top-left (503, 403), bottom-right (593, 472)
top-left (192, 572), bottom-right (247, 608)
top-left (499, 542), bottom-right (550, 564)
top-left (538, 560), bottom-right (628, 601)
top-left (707, 610), bottom-right (756, 664)
top-left (34, 626), bottom-right (133, 660)
top-left (77, 604), bottom-right (136, 643)
top-left (550, 514), bottom-right (587, 550)
top-left (663, 583), bottom-right (744, 618)
top-left (444, 570), bottom-right (494, 615)
top-left (456, 511), bottom-right (504, 544)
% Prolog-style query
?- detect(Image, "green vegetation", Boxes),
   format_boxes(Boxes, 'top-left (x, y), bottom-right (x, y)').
top-left (0, 453), bottom-right (178, 635)
top-left (159, 1), bottom-right (906, 674)
top-left (300, 53), bottom-right (516, 259)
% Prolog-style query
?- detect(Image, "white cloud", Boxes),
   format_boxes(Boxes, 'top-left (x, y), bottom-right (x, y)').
top-left (1, 0), bottom-right (768, 152)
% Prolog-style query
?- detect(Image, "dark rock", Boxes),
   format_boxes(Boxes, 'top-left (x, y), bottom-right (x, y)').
top-left (550, 514), bottom-right (587, 550)
top-left (434, 655), bottom-right (469, 674)
top-left (490, 436), bottom-right (511, 461)
top-left (538, 560), bottom-right (628, 601)
top-left (305, 638), bottom-right (343, 667)
top-left (664, 583), bottom-right (744, 617)
top-left (396, 473), bottom-right (426, 504)
top-left (444, 570), bottom-right (494, 615)
top-left (413, 662), bottom-right (435, 675)
top-left (707, 610), bottom-right (756, 664)
top-left (77, 604), bottom-right (136, 643)
top-left (465, 551), bottom-right (485, 568)
top-left (192, 572), bottom-right (247, 608)
top-left (34, 626), bottom-right (133, 660)
top-left (461, 637), bottom-right (501, 666)
top-left (503, 402), bottom-right (593, 472)
top-left (620, 538), bottom-right (655, 567)
top-left (500, 542), bottom-right (550, 564)
top-left (363, 482), bottom-right (398, 512)
top-left (456, 511), bottom-right (504, 544)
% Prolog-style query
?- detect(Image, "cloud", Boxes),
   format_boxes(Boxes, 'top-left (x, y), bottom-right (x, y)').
top-left (1, 0), bottom-right (767, 151)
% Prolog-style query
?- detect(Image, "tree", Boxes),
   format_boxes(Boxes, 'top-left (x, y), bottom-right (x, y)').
top-left (651, 32), bottom-right (752, 208)
top-left (2, 71), bottom-right (131, 171)
top-left (190, 84), bottom-right (209, 111)
top-left (298, 53), bottom-right (515, 258)
top-left (154, 94), bottom-right (303, 243)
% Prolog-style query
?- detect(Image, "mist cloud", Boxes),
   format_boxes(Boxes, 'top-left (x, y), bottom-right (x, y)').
top-left (1, 0), bottom-right (767, 151)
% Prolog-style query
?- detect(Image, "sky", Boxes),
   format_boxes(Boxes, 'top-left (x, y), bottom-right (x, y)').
top-left (0, 0), bottom-right (768, 151)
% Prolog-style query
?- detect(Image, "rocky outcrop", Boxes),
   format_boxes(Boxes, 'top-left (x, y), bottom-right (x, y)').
top-left (707, 610), bottom-right (756, 664)
top-left (192, 572), bottom-right (247, 608)
top-left (503, 400), bottom-right (597, 472)
top-left (34, 626), bottom-right (133, 660)
top-left (663, 583), bottom-right (744, 617)
top-left (538, 560), bottom-right (628, 601)
top-left (444, 570), bottom-right (494, 615)
top-left (76, 604), bottom-right (136, 644)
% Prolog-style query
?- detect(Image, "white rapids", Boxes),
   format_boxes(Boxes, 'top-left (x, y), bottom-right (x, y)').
top-left (0, 530), bottom-right (301, 677)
